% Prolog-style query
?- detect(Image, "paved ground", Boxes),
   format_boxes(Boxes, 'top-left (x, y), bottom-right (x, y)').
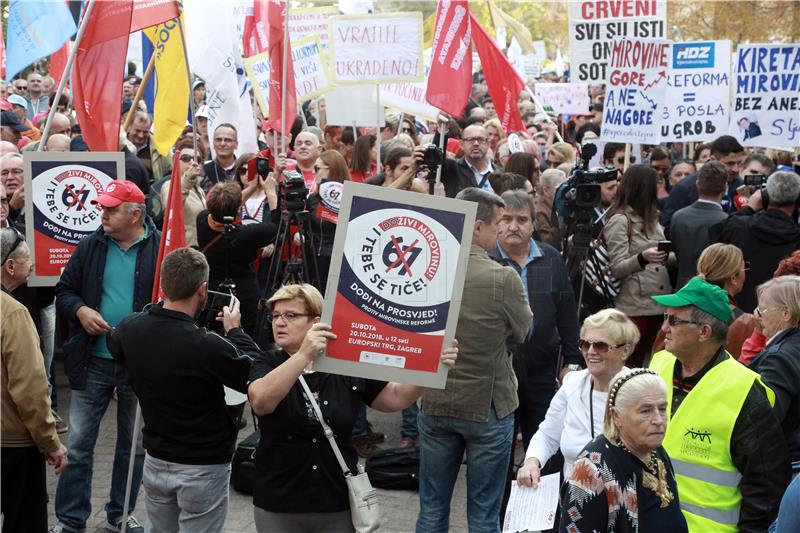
top-left (45, 363), bottom-right (473, 532)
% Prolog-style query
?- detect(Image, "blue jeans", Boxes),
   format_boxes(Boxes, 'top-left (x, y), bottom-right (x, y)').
top-left (772, 474), bottom-right (800, 532)
top-left (352, 402), bottom-right (367, 437)
top-left (55, 356), bottom-right (144, 532)
top-left (416, 406), bottom-right (514, 533)
top-left (401, 403), bottom-right (419, 439)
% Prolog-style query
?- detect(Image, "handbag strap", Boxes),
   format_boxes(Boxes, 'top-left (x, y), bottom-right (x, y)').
top-left (200, 233), bottom-right (224, 254)
top-left (298, 375), bottom-right (353, 477)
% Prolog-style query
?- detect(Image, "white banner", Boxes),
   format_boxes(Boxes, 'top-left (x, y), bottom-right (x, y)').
top-left (568, 0), bottom-right (666, 83)
top-left (601, 37), bottom-right (671, 144)
top-left (289, 7), bottom-right (338, 50)
top-left (329, 13), bottom-right (424, 84)
top-left (326, 84), bottom-right (385, 127)
top-left (534, 83), bottom-right (590, 115)
top-left (293, 35), bottom-right (333, 101)
top-left (728, 44), bottom-right (800, 148)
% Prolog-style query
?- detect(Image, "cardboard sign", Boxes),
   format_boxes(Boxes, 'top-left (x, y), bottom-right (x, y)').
top-left (661, 40), bottom-right (732, 142)
top-left (379, 62), bottom-right (440, 120)
top-left (292, 35), bottom-right (333, 102)
top-left (243, 51), bottom-right (271, 117)
top-left (534, 83), bottom-right (591, 115)
top-left (289, 6), bottom-right (338, 49)
top-left (569, 0), bottom-right (666, 83)
top-left (601, 37), bottom-right (670, 144)
top-left (329, 13), bottom-right (424, 84)
top-left (728, 44), bottom-right (800, 148)
top-left (317, 182), bottom-right (475, 389)
top-left (24, 152), bottom-right (125, 287)
top-left (326, 84), bottom-right (385, 127)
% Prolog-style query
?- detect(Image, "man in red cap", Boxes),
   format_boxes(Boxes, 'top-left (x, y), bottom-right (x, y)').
top-left (52, 179), bottom-right (160, 533)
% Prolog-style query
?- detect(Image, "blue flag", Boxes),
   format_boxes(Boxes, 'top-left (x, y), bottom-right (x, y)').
top-left (6, 0), bottom-right (77, 81)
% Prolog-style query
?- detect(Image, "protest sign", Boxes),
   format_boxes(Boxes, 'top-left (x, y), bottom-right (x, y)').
top-left (329, 13), bottom-right (424, 84)
top-left (244, 51), bottom-right (271, 116)
top-left (317, 182), bottom-right (475, 389)
top-left (380, 61), bottom-right (440, 120)
top-left (569, 0), bottom-right (666, 83)
top-left (292, 35), bottom-right (333, 101)
top-left (601, 37), bottom-right (670, 144)
top-left (729, 44), bottom-right (800, 148)
top-left (289, 6), bottom-right (338, 49)
top-left (661, 40), bottom-right (731, 142)
top-left (24, 153), bottom-right (125, 287)
top-left (534, 83), bottom-right (591, 115)
top-left (326, 84), bottom-right (385, 127)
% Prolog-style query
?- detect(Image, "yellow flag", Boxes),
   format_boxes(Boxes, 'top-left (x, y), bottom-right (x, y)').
top-left (488, 1), bottom-right (535, 56)
top-left (144, 15), bottom-right (189, 156)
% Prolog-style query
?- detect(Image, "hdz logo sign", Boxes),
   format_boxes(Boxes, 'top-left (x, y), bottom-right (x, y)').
top-left (673, 42), bottom-right (715, 69)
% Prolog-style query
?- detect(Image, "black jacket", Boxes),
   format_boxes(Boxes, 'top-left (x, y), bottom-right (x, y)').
top-left (660, 172), bottom-right (742, 235)
top-left (711, 208), bottom-right (800, 312)
top-left (55, 219), bottom-right (160, 389)
top-left (109, 304), bottom-right (259, 465)
top-left (440, 157), bottom-right (497, 198)
top-left (750, 327), bottom-right (800, 463)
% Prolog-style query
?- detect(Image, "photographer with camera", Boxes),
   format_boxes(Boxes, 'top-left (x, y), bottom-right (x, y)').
top-left (368, 146), bottom-right (428, 193)
top-left (196, 182), bottom-right (277, 336)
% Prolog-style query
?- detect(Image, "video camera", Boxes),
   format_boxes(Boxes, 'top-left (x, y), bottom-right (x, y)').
top-left (554, 143), bottom-right (618, 221)
top-left (279, 170), bottom-right (309, 212)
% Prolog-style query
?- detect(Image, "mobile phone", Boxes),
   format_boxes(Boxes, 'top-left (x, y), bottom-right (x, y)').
top-left (204, 290), bottom-right (233, 314)
top-left (228, 292), bottom-right (235, 309)
top-left (657, 240), bottom-right (674, 253)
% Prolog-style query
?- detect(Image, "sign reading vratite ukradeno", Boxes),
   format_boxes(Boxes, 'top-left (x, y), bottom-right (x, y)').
top-left (317, 182), bottom-right (475, 389)
top-left (24, 152), bottom-right (125, 286)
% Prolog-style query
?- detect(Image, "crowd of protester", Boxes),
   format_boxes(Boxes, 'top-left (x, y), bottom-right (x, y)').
top-left (2, 58), bottom-right (800, 533)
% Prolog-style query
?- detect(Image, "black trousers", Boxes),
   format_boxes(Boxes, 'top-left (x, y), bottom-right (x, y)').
top-left (1, 446), bottom-right (48, 533)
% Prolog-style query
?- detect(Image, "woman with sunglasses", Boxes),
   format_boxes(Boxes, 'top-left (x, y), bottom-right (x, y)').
top-left (517, 309), bottom-right (640, 488)
top-left (159, 139), bottom-right (206, 247)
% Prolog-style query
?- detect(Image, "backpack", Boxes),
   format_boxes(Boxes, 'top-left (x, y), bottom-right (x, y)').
top-left (231, 430), bottom-right (259, 494)
top-left (365, 446), bottom-right (420, 490)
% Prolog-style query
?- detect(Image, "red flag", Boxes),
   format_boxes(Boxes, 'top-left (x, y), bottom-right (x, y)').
top-left (151, 151), bottom-right (187, 302)
top-left (130, 0), bottom-right (180, 33)
top-left (49, 41), bottom-right (70, 89)
top-left (72, 0), bottom-right (134, 152)
top-left (267, 0), bottom-right (297, 136)
top-left (468, 13), bottom-right (525, 134)
top-left (425, 0), bottom-right (472, 118)
top-left (243, 0), bottom-right (270, 58)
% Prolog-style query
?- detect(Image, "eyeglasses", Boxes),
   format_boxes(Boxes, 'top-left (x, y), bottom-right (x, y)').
top-left (1, 228), bottom-right (24, 265)
top-left (663, 313), bottom-right (702, 327)
top-left (0, 168), bottom-right (24, 178)
top-left (579, 339), bottom-right (626, 354)
top-left (615, 156), bottom-right (637, 164)
top-left (755, 305), bottom-right (784, 318)
top-left (179, 154), bottom-right (200, 164)
top-left (267, 311), bottom-right (313, 323)
top-left (214, 137), bottom-right (236, 144)
top-left (462, 137), bottom-right (488, 144)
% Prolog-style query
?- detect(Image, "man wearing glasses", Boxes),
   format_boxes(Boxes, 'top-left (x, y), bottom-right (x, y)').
top-left (649, 277), bottom-right (789, 533)
top-left (1, 153), bottom-right (25, 223)
top-left (432, 124), bottom-right (498, 198)
top-left (202, 123), bottom-right (239, 192)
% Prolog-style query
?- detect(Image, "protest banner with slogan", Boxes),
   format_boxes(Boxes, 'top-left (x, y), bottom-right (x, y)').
top-left (601, 37), bottom-right (670, 144)
top-left (569, 0), bottom-right (666, 83)
top-left (380, 80), bottom-right (440, 120)
top-left (661, 40), bottom-right (731, 143)
top-left (244, 51), bottom-right (271, 116)
top-left (317, 183), bottom-right (475, 389)
top-left (23, 153), bottom-right (125, 287)
top-left (534, 83), bottom-right (591, 115)
top-left (292, 35), bottom-right (333, 101)
top-left (729, 44), bottom-right (800, 148)
top-left (289, 6), bottom-right (338, 50)
top-left (329, 13), bottom-right (424, 84)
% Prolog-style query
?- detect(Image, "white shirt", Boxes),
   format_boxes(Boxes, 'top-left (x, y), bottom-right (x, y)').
top-left (525, 369), bottom-right (607, 477)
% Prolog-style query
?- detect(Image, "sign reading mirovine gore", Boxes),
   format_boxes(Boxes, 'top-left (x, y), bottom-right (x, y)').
top-left (317, 183), bottom-right (475, 389)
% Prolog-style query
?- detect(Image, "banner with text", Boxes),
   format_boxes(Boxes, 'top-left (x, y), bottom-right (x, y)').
top-left (24, 153), bottom-right (125, 287)
top-left (380, 62), bottom-right (440, 120)
top-left (244, 51), bottom-right (271, 117)
top-left (534, 83), bottom-right (591, 115)
top-left (601, 37), bottom-right (670, 144)
top-left (728, 44), bottom-right (800, 148)
top-left (661, 40), bottom-right (731, 143)
top-left (289, 6), bottom-right (338, 50)
top-left (317, 183), bottom-right (475, 389)
top-left (292, 35), bottom-right (333, 101)
top-left (329, 13), bottom-right (424, 84)
top-left (569, 0), bottom-right (666, 83)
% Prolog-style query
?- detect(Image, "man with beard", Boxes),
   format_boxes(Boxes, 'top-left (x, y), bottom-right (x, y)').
top-left (109, 247), bottom-right (259, 532)
top-left (202, 123), bottom-right (239, 192)
top-left (436, 124), bottom-right (499, 198)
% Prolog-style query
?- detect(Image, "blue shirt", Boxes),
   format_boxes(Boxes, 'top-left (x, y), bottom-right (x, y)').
top-left (91, 228), bottom-right (149, 358)
top-left (496, 238), bottom-right (542, 339)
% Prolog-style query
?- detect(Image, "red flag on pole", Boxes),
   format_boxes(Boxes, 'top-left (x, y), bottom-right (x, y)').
top-left (243, 0), bottom-right (270, 58)
top-left (72, 0), bottom-right (134, 152)
top-left (151, 151), bottom-right (187, 302)
top-left (130, 0), bottom-right (180, 33)
top-left (468, 13), bottom-right (525, 134)
top-left (425, 0), bottom-right (472, 118)
top-left (267, 0), bottom-right (297, 135)
top-left (49, 41), bottom-right (71, 90)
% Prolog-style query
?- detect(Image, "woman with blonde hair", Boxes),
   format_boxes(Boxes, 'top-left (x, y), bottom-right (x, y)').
top-left (484, 118), bottom-right (506, 153)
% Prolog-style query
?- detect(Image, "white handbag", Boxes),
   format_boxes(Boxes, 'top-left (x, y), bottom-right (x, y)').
top-left (298, 376), bottom-right (381, 533)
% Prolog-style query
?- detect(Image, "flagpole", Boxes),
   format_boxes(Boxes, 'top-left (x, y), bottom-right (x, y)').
top-left (177, 15), bottom-right (198, 157)
top-left (38, 0), bottom-right (97, 151)
top-left (524, 86), bottom-right (564, 144)
top-left (123, 54), bottom-right (156, 132)
top-left (376, 87), bottom-right (382, 168)
top-left (280, 1), bottom-right (290, 154)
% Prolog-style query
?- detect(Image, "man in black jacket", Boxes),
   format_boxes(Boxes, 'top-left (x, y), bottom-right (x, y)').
top-left (711, 171), bottom-right (800, 312)
top-left (53, 180), bottom-right (159, 533)
top-left (109, 247), bottom-right (258, 532)
top-left (432, 124), bottom-right (499, 198)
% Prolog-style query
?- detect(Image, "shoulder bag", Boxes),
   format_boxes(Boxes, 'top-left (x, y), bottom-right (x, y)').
top-left (298, 376), bottom-right (381, 533)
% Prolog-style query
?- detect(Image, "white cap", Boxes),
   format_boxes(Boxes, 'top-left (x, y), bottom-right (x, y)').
top-left (195, 105), bottom-right (209, 119)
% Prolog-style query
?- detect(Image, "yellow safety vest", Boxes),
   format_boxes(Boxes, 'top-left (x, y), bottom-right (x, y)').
top-left (650, 350), bottom-right (775, 533)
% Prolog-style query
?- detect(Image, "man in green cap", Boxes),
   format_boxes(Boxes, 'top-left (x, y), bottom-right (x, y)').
top-left (648, 277), bottom-right (790, 533)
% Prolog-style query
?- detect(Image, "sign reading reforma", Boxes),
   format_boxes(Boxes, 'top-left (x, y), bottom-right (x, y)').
top-left (243, 51), bottom-right (271, 117)
top-left (729, 44), bottom-right (800, 148)
top-left (569, 0), bottom-right (666, 83)
top-left (601, 37), bottom-right (670, 144)
top-left (661, 41), bottom-right (731, 142)
top-left (317, 182), bottom-right (475, 389)
top-left (292, 35), bottom-right (333, 101)
top-left (534, 83), bottom-right (591, 115)
top-left (289, 6), bottom-right (338, 49)
top-left (329, 13), bottom-right (424, 84)
top-left (24, 152), bottom-right (125, 287)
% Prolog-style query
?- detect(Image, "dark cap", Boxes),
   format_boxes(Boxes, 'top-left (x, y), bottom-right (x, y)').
top-left (1, 110), bottom-right (28, 132)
